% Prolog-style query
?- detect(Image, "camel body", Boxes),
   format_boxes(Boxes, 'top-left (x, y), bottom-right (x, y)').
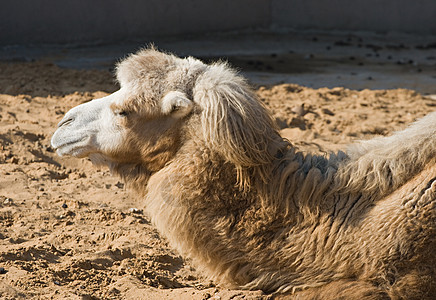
top-left (51, 49), bottom-right (436, 299)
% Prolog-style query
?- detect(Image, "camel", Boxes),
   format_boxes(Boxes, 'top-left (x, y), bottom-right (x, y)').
top-left (51, 48), bottom-right (436, 299)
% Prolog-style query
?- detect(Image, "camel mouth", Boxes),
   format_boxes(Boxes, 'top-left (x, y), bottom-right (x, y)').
top-left (51, 136), bottom-right (91, 157)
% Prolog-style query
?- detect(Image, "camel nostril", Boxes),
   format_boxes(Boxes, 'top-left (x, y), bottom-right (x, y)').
top-left (58, 117), bottom-right (74, 128)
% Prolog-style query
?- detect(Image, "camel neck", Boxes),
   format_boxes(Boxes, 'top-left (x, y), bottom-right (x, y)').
top-left (262, 149), bottom-right (339, 215)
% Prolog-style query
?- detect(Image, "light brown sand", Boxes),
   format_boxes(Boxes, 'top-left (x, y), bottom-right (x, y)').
top-left (0, 61), bottom-right (434, 299)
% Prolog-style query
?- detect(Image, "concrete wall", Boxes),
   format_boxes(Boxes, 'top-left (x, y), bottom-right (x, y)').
top-left (1, 0), bottom-right (436, 46)
top-left (0, 0), bottom-right (269, 45)
top-left (272, 0), bottom-right (436, 34)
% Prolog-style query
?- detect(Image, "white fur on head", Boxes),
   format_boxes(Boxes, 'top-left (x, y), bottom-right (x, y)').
top-left (161, 91), bottom-right (193, 117)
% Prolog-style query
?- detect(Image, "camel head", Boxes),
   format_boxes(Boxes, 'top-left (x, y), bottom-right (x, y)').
top-left (51, 48), bottom-right (285, 185)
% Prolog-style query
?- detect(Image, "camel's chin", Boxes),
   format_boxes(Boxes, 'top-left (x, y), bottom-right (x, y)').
top-left (55, 145), bottom-right (90, 158)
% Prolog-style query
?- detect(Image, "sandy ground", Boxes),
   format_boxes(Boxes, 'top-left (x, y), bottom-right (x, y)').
top-left (0, 60), bottom-right (436, 299)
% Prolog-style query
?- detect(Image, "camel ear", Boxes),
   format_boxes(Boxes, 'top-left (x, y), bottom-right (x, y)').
top-left (161, 91), bottom-right (193, 117)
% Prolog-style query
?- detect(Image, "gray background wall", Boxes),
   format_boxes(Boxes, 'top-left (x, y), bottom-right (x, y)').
top-left (272, 0), bottom-right (436, 34)
top-left (1, 0), bottom-right (435, 46)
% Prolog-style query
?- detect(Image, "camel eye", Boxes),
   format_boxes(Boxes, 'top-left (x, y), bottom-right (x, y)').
top-left (115, 109), bottom-right (129, 117)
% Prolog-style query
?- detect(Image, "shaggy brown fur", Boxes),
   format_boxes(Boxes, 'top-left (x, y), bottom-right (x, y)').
top-left (56, 49), bottom-right (436, 299)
